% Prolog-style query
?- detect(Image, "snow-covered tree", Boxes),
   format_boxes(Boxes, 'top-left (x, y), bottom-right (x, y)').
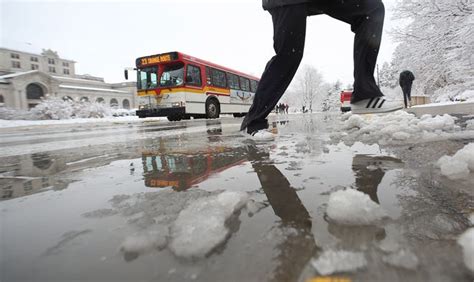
top-left (390, 0), bottom-right (473, 101)
top-left (295, 65), bottom-right (325, 112)
top-left (322, 80), bottom-right (343, 112)
top-left (379, 62), bottom-right (398, 89)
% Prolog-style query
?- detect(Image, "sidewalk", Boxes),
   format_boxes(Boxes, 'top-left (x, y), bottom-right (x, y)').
top-left (406, 101), bottom-right (474, 117)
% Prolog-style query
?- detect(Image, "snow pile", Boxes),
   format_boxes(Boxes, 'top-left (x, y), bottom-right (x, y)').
top-left (169, 191), bottom-right (248, 258)
top-left (311, 250), bottom-right (367, 275)
top-left (0, 107), bottom-right (36, 120)
top-left (334, 111), bottom-right (468, 146)
top-left (458, 228), bottom-right (474, 272)
top-left (31, 97), bottom-right (111, 119)
top-left (436, 143), bottom-right (474, 179)
top-left (382, 249), bottom-right (419, 270)
top-left (0, 96), bottom-right (112, 120)
top-left (326, 189), bottom-right (388, 225)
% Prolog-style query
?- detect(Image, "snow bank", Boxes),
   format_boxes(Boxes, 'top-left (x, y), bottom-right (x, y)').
top-left (169, 191), bottom-right (248, 258)
top-left (458, 228), bottom-right (474, 272)
top-left (0, 96), bottom-right (112, 121)
top-left (436, 143), bottom-right (474, 179)
top-left (311, 250), bottom-right (367, 275)
top-left (334, 111), bottom-right (471, 146)
top-left (326, 189), bottom-right (388, 226)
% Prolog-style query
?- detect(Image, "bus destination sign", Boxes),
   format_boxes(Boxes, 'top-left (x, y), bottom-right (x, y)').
top-left (137, 52), bottom-right (178, 67)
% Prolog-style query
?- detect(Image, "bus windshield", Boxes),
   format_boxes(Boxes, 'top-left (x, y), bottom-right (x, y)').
top-left (160, 63), bottom-right (184, 87)
top-left (137, 66), bottom-right (158, 90)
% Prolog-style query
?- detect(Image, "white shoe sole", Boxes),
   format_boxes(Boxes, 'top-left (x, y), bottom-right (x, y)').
top-left (351, 105), bottom-right (403, 114)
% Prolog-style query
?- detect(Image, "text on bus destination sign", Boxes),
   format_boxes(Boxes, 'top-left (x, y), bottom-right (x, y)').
top-left (140, 54), bottom-right (172, 66)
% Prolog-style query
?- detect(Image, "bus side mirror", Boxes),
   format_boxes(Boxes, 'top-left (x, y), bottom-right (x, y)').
top-left (124, 69), bottom-right (129, 80)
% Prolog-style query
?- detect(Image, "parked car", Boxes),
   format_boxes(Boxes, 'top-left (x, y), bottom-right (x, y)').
top-left (340, 90), bottom-right (352, 112)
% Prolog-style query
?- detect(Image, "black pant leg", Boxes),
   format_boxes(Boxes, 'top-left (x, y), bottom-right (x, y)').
top-left (318, 0), bottom-right (385, 103)
top-left (406, 81), bottom-right (412, 100)
top-left (240, 4), bottom-right (307, 133)
top-left (403, 89), bottom-right (408, 108)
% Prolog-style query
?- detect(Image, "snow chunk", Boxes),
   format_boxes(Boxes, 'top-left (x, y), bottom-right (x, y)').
top-left (343, 115), bottom-right (367, 130)
top-left (311, 250), bottom-right (367, 275)
top-left (458, 228), bottom-right (474, 272)
top-left (120, 227), bottom-right (168, 255)
top-left (336, 111), bottom-right (464, 146)
top-left (453, 143), bottom-right (474, 171)
top-left (169, 191), bottom-right (248, 258)
top-left (382, 249), bottom-right (419, 270)
top-left (418, 114), bottom-right (456, 131)
top-left (326, 189), bottom-right (388, 226)
top-left (436, 143), bottom-right (474, 179)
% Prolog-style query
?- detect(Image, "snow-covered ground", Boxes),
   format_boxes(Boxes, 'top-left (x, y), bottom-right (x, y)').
top-left (0, 115), bottom-right (165, 129)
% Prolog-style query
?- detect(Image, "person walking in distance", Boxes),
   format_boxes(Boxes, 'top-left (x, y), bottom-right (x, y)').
top-left (241, 0), bottom-right (403, 141)
top-left (399, 70), bottom-right (415, 108)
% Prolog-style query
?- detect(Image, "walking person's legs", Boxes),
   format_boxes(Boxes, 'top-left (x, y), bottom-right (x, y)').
top-left (241, 4), bottom-right (307, 134)
top-left (403, 88), bottom-right (408, 108)
top-left (315, 0), bottom-right (402, 113)
top-left (406, 81), bottom-right (413, 106)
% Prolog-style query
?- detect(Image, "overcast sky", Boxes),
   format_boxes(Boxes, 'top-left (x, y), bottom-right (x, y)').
top-left (1, 0), bottom-right (399, 85)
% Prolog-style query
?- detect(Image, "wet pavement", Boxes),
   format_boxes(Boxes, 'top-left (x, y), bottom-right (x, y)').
top-left (0, 113), bottom-right (473, 282)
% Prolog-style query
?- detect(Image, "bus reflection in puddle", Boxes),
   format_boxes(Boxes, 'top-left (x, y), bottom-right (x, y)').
top-left (142, 146), bottom-right (248, 191)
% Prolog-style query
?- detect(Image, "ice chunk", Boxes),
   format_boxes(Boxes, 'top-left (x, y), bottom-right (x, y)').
top-left (119, 227), bottom-right (168, 255)
top-left (326, 189), bottom-right (388, 225)
top-left (343, 115), bottom-right (367, 130)
top-left (169, 191), bottom-right (248, 258)
top-left (418, 114), bottom-right (456, 131)
top-left (453, 143), bottom-right (474, 171)
top-left (458, 228), bottom-right (474, 272)
top-left (382, 249), bottom-right (419, 270)
top-left (436, 143), bottom-right (474, 179)
top-left (438, 157), bottom-right (470, 180)
top-left (311, 250), bottom-right (367, 275)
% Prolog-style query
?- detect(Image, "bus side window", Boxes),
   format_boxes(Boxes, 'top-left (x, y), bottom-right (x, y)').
top-left (210, 68), bottom-right (227, 88)
top-left (206, 67), bottom-right (212, 85)
top-left (186, 64), bottom-right (202, 86)
top-left (227, 73), bottom-right (240, 90)
top-left (239, 77), bottom-right (250, 92)
top-left (250, 80), bottom-right (258, 93)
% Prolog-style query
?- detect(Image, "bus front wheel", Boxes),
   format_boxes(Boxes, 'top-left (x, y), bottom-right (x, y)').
top-left (206, 98), bottom-right (220, 119)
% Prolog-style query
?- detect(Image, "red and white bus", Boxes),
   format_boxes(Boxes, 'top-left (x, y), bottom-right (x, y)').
top-left (125, 52), bottom-right (259, 121)
top-left (142, 146), bottom-right (248, 191)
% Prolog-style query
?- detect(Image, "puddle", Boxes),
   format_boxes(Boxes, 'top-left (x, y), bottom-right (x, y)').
top-left (0, 114), bottom-right (472, 281)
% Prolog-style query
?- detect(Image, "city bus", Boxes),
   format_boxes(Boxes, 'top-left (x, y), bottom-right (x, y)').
top-left (124, 52), bottom-right (259, 121)
top-left (142, 146), bottom-right (248, 191)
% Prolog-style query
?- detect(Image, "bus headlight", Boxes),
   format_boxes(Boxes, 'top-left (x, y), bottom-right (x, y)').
top-left (172, 102), bottom-right (185, 107)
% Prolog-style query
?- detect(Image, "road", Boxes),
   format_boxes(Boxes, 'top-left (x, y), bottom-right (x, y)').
top-left (0, 113), bottom-right (473, 282)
